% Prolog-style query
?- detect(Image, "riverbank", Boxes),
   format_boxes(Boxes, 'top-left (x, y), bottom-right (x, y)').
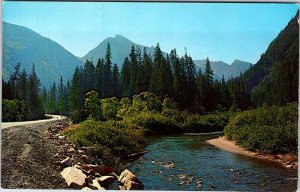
top-left (207, 136), bottom-right (297, 169)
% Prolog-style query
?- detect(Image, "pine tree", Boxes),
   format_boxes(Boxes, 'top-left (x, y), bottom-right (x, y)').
top-left (140, 48), bottom-right (152, 92)
top-left (95, 58), bottom-right (104, 98)
top-left (129, 45), bottom-right (138, 95)
top-left (150, 43), bottom-right (164, 97)
top-left (83, 60), bottom-right (95, 93)
top-left (69, 66), bottom-right (80, 112)
top-left (18, 69), bottom-right (28, 100)
top-left (121, 57), bottom-right (131, 97)
top-left (28, 64), bottom-right (44, 119)
top-left (112, 64), bottom-right (121, 98)
top-left (103, 43), bottom-right (113, 97)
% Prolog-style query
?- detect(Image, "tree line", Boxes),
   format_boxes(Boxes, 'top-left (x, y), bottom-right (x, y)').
top-left (60, 43), bottom-right (234, 121)
top-left (3, 64), bottom-right (44, 121)
top-left (3, 10), bottom-right (297, 122)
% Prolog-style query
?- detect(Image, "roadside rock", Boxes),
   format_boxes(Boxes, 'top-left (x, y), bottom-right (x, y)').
top-left (82, 187), bottom-right (92, 190)
top-left (118, 169), bottom-right (143, 190)
top-left (60, 157), bottom-right (72, 167)
top-left (60, 167), bottom-right (87, 188)
top-left (119, 180), bottom-right (143, 190)
top-left (91, 179), bottom-right (106, 190)
top-left (96, 176), bottom-right (116, 186)
top-left (88, 164), bottom-right (114, 175)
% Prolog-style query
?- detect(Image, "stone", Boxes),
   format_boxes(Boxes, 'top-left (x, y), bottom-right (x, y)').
top-left (96, 176), bottom-right (115, 186)
top-left (90, 165), bottom-right (114, 175)
top-left (118, 169), bottom-right (143, 190)
top-left (71, 155), bottom-right (85, 165)
top-left (58, 135), bottom-right (65, 139)
top-left (60, 167), bottom-right (87, 188)
top-left (82, 187), bottom-right (92, 190)
top-left (285, 165), bottom-right (292, 169)
top-left (119, 180), bottom-right (143, 190)
top-left (91, 179), bottom-right (106, 190)
top-left (68, 147), bottom-right (76, 153)
top-left (60, 157), bottom-right (72, 167)
top-left (118, 169), bottom-right (139, 183)
top-left (81, 155), bottom-right (90, 164)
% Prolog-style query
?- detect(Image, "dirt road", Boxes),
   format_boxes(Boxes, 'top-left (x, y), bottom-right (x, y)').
top-left (2, 114), bottom-right (66, 129)
top-left (1, 118), bottom-right (69, 189)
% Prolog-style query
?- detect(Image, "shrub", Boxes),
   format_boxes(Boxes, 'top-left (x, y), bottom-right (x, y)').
top-left (182, 113), bottom-right (228, 133)
top-left (101, 97), bottom-right (120, 120)
top-left (124, 111), bottom-right (182, 134)
top-left (84, 91), bottom-right (102, 120)
top-left (63, 120), bottom-right (146, 167)
top-left (224, 102), bottom-right (298, 154)
top-left (2, 99), bottom-right (30, 122)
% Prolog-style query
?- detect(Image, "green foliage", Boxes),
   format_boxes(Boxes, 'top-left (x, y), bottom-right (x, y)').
top-left (182, 113), bottom-right (228, 133)
top-left (3, 63), bottom-right (44, 121)
top-left (101, 97), bottom-right (120, 120)
top-left (162, 97), bottom-right (178, 111)
top-left (2, 99), bottom-right (30, 122)
top-left (224, 103), bottom-right (298, 153)
top-left (84, 91), bottom-right (102, 120)
top-left (129, 92), bottom-right (162, 115)
top-left (63, 120), bottom-right (146, 167)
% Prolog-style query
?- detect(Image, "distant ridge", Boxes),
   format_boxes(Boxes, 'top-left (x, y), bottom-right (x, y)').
top-left (3, 22), bottom-right (82, 87)
top-left (194, 59), bottom-right (252, 79)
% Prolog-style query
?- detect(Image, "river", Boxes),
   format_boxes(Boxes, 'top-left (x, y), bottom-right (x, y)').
top-left (129, 134), bottom-right (297, 191)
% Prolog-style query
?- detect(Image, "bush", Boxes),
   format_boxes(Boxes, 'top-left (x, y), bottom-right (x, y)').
top-left (2, 99), bottom-right (30, 122)
top-left (63, 120), bottom-right (146, 166)
top-left (224, 102), bottom-right (298, 154)
top-left (101, 97), bottom-right (120, 120)
top-left (182, 113), bottom-right (229, 133)
top-left (124, 111), bottom-right (182, 134)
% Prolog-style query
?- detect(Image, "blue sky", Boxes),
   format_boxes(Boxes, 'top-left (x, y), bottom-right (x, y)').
top-left (3, 2), bottom-right (298, 64)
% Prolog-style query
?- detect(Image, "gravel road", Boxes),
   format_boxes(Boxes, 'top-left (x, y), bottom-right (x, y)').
top-left (1, 118), bottom-right (69, 189)
top-left (2, 114), bottom-right (66, 129)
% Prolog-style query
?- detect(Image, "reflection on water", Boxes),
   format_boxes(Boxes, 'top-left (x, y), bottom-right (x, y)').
top-left (130, 134), bottom-right (297, 191)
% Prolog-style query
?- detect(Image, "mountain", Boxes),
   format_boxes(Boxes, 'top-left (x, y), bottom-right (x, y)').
top-left (81, 34), bottom-right (167, 69)
top-left (232, 11), bottom-right (298, 107)
top-left (3, 22), bottom-right (82, 88)
top-left (194, 59), bottom-right (252, 79)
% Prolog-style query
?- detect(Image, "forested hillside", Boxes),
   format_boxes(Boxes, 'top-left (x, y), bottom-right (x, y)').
top-left (227, 12), bottom-right (299, 109)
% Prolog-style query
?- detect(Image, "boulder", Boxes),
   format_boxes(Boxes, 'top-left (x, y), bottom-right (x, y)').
top-left (61, 167), bottom-right (87, 188)
top-left (118, 169), bottom-right (143, 190)
top-left (82, 187), bottom-right (92, 190)
top-left (96, 176), bottom-right (116, 186)
top-left (118, 169), bottom-right (139, 183)
top-left (91, 179), bottom-right (106, 190)
top-left (119, 180), bottom-right (143, 190)
top-left (89, 164), bottom-right (114, 175)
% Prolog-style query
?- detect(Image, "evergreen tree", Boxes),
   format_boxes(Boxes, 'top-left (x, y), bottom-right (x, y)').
top-left (140, 48), bottom-right (152, 92)
top-left (83, 60), bottom-right (95, 93)
top-left (28, 64), bottom-right (44, 119)
top-left (103, 43), bottom-right (113, 97)
top-left (129, 45), bottom-right (138, 95)
top-left (112, 64), bottom-right (121, 98)
top-left (18, 69), bottom-right (28, 100)
top-left (150, 43), bottom-right (164, 97)
top-left (121, 57), bottom-right (131, 97)
top-left (69, 66), bottom-right (80, 112)
top-left (94, 58), bottom-right (104, 98)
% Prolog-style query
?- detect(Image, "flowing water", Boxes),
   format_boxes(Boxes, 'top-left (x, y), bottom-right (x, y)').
top-left (129, 134), bottom-right (298, 191)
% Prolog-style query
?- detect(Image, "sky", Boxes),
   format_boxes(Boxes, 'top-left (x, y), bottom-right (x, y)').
top-left (3, 2), bottom-right (298, 64)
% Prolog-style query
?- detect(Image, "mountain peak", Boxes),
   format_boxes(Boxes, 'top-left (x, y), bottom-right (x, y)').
top-left (114, 34), bottom-right (129, 41)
